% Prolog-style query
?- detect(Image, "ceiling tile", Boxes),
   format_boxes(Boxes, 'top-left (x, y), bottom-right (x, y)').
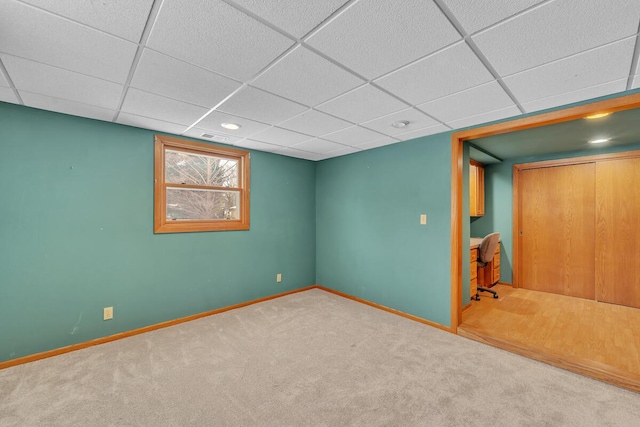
top-left (316, 84), bottom-right (407, 123)
top-left (0, 87), bottom-right (20, 104)
top-left (19, 0), bottom-right (154, 42)
top-left (356, 138), bottom-right (401, 150)
top-left (250, 126), bottom-right (312, 146)
top-left (306, 0), bottom-right (461, 79)
top-left (219, 86), bottom-right (308, 124)
top-left (116, 112), bottom-right (188, 135)
top-left (375, 42), bottom-right (494, 105)
top-left (252, 46), bottom-right (364, 106)
top-left (394, 124), bottom-right (451, 141)
top-left (503, 38), bottom-right (635, 104)
top-left (234, 139), bottom-right (282, 153)
top-left (0, 70), bottom-right (9, 87)
top-left (230, 0), bottom-right (349, 38)
top-left (322, 125), bottom-right (389, 146)
top-left (196, 111), bottom-right (270, 138)
top-left (417, 81), bottom-right (515, 123)
top-left (182, 128), bottom-right (245, 145)
top-left (521, 79), bottom-right (629, 114)
top-left (472, 0), bottom-right (640, 76)
top-left (633, 75), bottom-right (640, 90)
top-left (0, 1), bottom-right (137, 83)
top-left (326, 146), bottom-right (360, 158)
top-left (121, 88), bottom-right (209, 126)
top-left (2, 55), bottom-right (123, 110)
top-left (274, 146), bottom-right (317, 160)
top-left (146, 0), bottom-right (293, 81)
top-left (278, 109), bottom-right (351, 136)
top-left (446, 106), bottom-right (521, 130)
top-left (20, 91), bottom-right (116, 122)
top-left (130, 49), bottom-right (242, 109)
top-left (441, 0), bottom-right (545, 34)
top-left (361, 108), bottom-right (440, 137)
top-left (291, 138), bottom-right (347, 153)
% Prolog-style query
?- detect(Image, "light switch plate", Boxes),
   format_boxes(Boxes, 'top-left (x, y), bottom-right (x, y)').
top-left (420, 214), bottom-right (427, 225)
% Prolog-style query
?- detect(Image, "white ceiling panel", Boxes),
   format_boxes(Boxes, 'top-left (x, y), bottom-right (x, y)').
top-left (121, 88), bottom-right (209, 126)
top-left (322, 125), bottom-right (389, 146)
top-left (116, 112), bottom-right (188, 135)
top-left (356, 138), bottom-right (401, 150)
top-left (446, 106), bottom-right (521, 130)
top-left (234, 139), bottom-right (282, 153)
top-left (130, 49), bottom-right (242, 109)
top-left (230, 0), bottom-right (349, 38)
top-left (521, 79), bottom-right (629, 114)
top-left (0, 70), bottom-right (9, 87)
top-left (274, 146), bottom-right (317, 160)
top-left (361, 108), bottom-right (440, 137)
top-left (20, 92), bottom-right (116, 122)
top-left (503, 38), bottom-right (636, 104)
top-left (0, 1), bottom-right (137, 84)
top-left (196, 110), bottom-right (270, 138)
top-left (306, 0), bottom-right (461, 79)
top-left (375, 42), bottom-right (494, 105)
top-left (441, 0), bottom-right (545, 34)
top-left (2, 55), bottom-right (123, 110)
top-left (418, 81), bottom-right (515, 123)
top-left (19, 0), bottom-right (154, 42)
top-left (472, 0), bottom-right (640, 76)
top-left (633, 75), bottom-right (640, 90)
top-left (250, 126), bottom-right (312, 147)
top-left (316, 84), bottom-right (407, 124)
top-left (394, 124), bottom-right (451, 141)
top-left (291, 138), bottom-right (347, 154)
top-left (146, 0), bottom-right (293, 81)
top-left (326, 146), bottom-right (360, 158)
top-left (0, 87), bottom-right (20, 104)
top-left (279, 109), bottom-right (351, 136)
top-left (252, 46), bottom-right (364, 107)
top-left (219, 86), bottom-right (308, 124)
top-left (182, 128), bottom-right (245, 145)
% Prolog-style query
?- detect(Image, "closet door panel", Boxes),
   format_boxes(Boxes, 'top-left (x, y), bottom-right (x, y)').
top-left (595, 158), bottom-right (640, 308)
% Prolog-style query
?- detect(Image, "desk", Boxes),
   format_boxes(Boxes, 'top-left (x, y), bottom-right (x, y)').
top-left (470, 237), bottom-right (500, 299)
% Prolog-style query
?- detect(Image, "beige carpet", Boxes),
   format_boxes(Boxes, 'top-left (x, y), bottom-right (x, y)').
top-left (1, 289), bottom-right (639, 426)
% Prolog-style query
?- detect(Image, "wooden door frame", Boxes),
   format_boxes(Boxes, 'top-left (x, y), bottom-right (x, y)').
top-left (449, 92), bottom-right (640, 333)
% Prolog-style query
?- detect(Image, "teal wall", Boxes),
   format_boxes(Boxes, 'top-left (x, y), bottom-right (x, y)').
top-left (0, 102), bottom-right (316, 363)
top-left (471, 142), bottom-right (640, 284)
top-left (316, 134), bottom-right (453, 326)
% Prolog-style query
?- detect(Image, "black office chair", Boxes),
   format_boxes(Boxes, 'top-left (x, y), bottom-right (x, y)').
top-left (475, 232), bottom-right (500, 300)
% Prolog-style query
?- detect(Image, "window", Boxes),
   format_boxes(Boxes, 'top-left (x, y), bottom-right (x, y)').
top-left (154, 135), bottom-right (250, 233)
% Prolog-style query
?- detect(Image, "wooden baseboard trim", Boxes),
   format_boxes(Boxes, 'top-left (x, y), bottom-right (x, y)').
top-left (315, 285), bottom-right (453, 333)
top-left (462, 302), bottom-right (472, 312)
top-left (0, 285), bottom-right (317, 371)
top-left (458, 325), bottom-right (640, 393)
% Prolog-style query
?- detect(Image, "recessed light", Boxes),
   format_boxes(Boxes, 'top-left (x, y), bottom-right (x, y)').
top-left (585, 112), bottom-right (611, 120)
top-left (392, 120), bottom-right (410, 128)
top-left (201, 133), bottom-right (228, 141)
top-left (589, 138), bottom-right (610, 144)
top-left (221, 123), bottom-right (241, 130)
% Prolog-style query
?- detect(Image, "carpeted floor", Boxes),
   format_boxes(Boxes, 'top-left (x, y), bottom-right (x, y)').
top-left (1, 288), bottom-right (639, 426)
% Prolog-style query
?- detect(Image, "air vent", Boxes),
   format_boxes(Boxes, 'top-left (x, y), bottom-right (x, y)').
top-left (201, 133), bottom-right (228, 141)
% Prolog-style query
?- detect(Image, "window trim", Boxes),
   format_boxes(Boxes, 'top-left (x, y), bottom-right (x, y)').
top-left (154, 135), bottom-right (250, 233)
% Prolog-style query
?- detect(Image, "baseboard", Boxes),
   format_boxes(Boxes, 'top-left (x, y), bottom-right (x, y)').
top-left (315, 285), bottom-right (453, 333)
top-left (458, 324), bottom-right (640, 394)
top-left (0, 285), bottom-right (317, 371)
top-left (462, 302), bottom-right (472, 312)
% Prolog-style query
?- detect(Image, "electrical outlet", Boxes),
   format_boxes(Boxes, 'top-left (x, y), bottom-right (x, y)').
top-left (103, 307), bottom-right (113, 320)
top-left (276, 273), bottom-right (282, 283)
top-left (420, 214), bottom-right (427, 225)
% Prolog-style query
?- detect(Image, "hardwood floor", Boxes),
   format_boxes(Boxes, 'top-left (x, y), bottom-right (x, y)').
top-left (459, 284), bottom-right (640, 393)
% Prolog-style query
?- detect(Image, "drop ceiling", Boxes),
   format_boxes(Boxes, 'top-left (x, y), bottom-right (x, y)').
top-left (1, 0), bottom-right (639, 161)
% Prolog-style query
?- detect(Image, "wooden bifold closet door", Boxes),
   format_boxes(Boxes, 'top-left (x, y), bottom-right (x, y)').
top-left (595, 157), bottom-right (640, 309)
top-left (518, 163), bottom-right (596, 299)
